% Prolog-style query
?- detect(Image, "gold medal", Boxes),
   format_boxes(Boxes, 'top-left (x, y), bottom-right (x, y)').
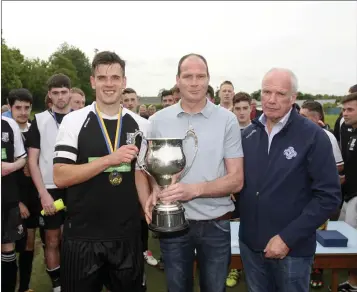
top-left (109, 171), bottom-right (122, 186)
top-left (95, 103), bottom-right (124, 186)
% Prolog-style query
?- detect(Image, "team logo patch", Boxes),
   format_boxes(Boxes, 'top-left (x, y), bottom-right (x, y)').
top-left (126, 132), bottom-right (137, 145)
top-left (2, 132), bottom-right (9, 142)
top-left (17, 224), bottom-right (24, 235)
top-left (283, 146), bottom-right (297, 160)
top-left (39, 217), bottom-right (45, 227)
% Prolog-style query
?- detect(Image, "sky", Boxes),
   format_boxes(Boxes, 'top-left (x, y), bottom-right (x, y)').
top-left (2, 1), bottom-right (357, 96)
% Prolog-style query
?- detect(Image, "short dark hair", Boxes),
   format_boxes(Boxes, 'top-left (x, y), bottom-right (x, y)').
top-left (301, 100), bottom-right (324, 122)
top-left (233, 92), bottom-right (251, 106)
top-left (123, 88), bottom-right (136, 95)
top-left (342, 92), bottom-right (357, 104)
top-left (177, 53), bottom-right (209, 77)
top-left (161, 90), bottom-right (172, 98)
top-left (349, 84), bottom-right (357, 94)
top-left (47, 74), bottom-right (71, 91)
top-left (8, 88), bottom-right (33, 107)
top-left (92, 51), bottom-right (126, 76)
top-left (207, 85), bottom-right (214, 99)
top-left (220, 80), bottom-right (234, 90)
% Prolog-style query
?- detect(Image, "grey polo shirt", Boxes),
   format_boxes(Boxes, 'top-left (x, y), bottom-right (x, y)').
top-left (148, 100), bottom-right (244, 220)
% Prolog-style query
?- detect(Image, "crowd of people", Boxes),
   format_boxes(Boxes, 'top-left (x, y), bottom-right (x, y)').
top-left (1, 50), bottom-right (357, 292)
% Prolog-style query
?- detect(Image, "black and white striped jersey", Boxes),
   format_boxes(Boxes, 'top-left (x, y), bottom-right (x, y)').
top-left (1, 116), bottom-right (27, 206)
top-left (53, 102), bottom-right (150, 240)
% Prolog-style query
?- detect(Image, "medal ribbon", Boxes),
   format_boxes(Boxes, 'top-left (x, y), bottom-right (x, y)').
top-left (94, 103), bottom-right (123, 154)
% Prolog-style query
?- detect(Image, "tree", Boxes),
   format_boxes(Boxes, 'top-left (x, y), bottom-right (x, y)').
top-left (48, 52), bottom-right (79, 85)
top-left (1, 38), bottom-right (24, 103)
top-left (20, 58), bottom-right (50, 110)
top-left (250, 90), bottom-right (261, 101)
top-left (51, 43), bottom-right (93, 102)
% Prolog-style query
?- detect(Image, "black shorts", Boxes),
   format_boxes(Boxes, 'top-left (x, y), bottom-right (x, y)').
top-left (40, 188), bottom-right (66, 230)
top-left (61, 236), bottom-right (144, 292)
top-left (2, 205), bottom-right (26, 244)
top-left (19, 183), bottom-right (41, 229)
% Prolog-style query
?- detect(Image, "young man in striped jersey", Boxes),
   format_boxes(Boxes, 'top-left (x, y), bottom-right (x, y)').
top-left (2, 115), bottom-right (27, 291)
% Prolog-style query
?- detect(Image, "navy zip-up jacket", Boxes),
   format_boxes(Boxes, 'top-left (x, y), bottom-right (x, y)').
top-left (239, 109), bottom-right (341, 257)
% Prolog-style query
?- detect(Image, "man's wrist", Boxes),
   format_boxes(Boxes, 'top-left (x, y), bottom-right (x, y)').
top-left (102, 155), bottom-right (113, 169)
top-left (193, 183), bottom-right (204, 199)
top-left (39, 189), bottom-right (49, 198)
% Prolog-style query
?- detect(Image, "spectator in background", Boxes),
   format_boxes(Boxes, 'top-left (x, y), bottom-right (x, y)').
top-left (28, 74), bottom-right (72, 292)
top-left (45, 94), bottom-right (53, 110)
top-left (250, 98), bottom-right (263, 120)
top-left (2, 99), bottom-right (12, 118)
top-left (232, 92), bottom-right (252, 130)
top-left (122, 88), bottom-right (139, 113)
top-left (70, 87), bottom-right (86, 111)
top-left (1, 115), bottom-right (27, 292)
top-left (2, 104), bottom-right (10, 114)
top-left (219, 80), bottom-right (235, 110)
top-left (171, 85), bottom-right (180, 103)
top-left (226, 91), bottom-right (252, 288)
top-left (300, 100), bottom-right (344, 289)
top-left (206, 85), bottom-right (215, 103)
top-left (161, 89), bottom-right (175, 108)
top-left (148, 104), bottom-right (156, 117)
top-left (139, 104), bottom-right (149, 119)
top-left (122, 89), bottom-right (159, 270)
top-left (336, 92), bottom-right (357, 292)
top-left (334, 84), bottom-right (357, 144)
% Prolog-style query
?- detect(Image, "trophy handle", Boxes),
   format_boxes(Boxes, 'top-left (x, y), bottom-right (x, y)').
top-left (178, 129), bottom-right (198, 180)
top-left (128, 130), bottom-right (151, 176)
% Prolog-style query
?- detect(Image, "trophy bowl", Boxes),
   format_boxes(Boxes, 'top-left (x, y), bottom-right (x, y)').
top-left (130, 130), bottom-right (198, 233)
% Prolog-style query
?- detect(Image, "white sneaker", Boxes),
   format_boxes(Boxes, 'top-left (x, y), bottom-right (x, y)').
top-left (143, 250), bottom-right (158, 266)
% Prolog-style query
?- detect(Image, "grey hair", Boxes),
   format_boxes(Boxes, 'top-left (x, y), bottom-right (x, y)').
top-left (263, 68), bottom-right (298, 94)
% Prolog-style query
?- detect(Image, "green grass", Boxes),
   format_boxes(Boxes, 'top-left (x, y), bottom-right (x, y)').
top-left (325, 114), bottom-right (339, 129)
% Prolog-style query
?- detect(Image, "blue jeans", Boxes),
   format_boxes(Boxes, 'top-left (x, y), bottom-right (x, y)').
top-left (240, 240), bottom-right (313, 292)
top-left (159, 220), bottom-right (231, 292)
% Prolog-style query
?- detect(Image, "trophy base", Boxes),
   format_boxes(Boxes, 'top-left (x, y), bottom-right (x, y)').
top-left (149, 202), bottom-right (189, 233)
top-left (149, 221), bottom-right (189, 233)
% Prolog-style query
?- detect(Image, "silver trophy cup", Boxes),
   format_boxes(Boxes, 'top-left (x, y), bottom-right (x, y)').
top-left (129, 129), bottom-right (198, 233)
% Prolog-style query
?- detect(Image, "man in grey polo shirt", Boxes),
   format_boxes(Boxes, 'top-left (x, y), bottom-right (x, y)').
top-left (144, 53), bottom-right (244, 292)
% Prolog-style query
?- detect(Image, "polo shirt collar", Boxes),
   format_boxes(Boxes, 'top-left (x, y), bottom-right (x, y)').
top-left (173, 99), bottom-right (215, 119)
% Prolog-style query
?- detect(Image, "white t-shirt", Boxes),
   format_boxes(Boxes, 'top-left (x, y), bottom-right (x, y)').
top-left (323, 129), bottom-right (343, 166)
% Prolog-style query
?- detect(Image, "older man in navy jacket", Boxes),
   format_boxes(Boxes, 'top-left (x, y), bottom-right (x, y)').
top-left (239, 68), bottom-right (341, 292)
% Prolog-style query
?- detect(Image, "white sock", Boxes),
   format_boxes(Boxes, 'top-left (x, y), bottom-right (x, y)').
top-left (53, 286), bottom-right (61, 292)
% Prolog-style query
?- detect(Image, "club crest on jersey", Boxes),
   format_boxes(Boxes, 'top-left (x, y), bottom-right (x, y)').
top-left (2, 132), bottom-right (9, 142)
top-left (17, 224), bottom-right (24, 235)
top-left (283, 146), bottom-right (297, 160)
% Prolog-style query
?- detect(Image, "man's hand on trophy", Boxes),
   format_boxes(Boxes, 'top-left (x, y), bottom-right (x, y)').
top-left (158, 183), bottom-right (199, 203)
top-left (110, 145), bottom-right (139, 164)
